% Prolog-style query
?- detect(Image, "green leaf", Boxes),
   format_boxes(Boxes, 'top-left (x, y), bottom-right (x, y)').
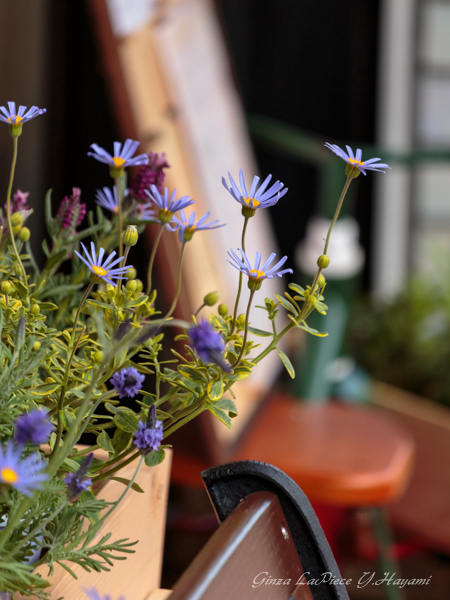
top-left (230, 366), bottom-right (252, 380)
top-left (44, 188), bottom-right (53, 231)
top-left (13, 280), bottom-right (28, 299)
top-left (288, 283), bottom-right (305, 295)
top-left (79, 490), bottom-right (101, 523)
top-left (207, 379), bottom-right (223, 400)
top-left (97, 430), bottom-right (114, 453)
top-left (178, 365), bottom-right (207, 383)
top-left (296, 318), bottom-right (328, 337)
top-left (248, 326), bottom-right (272, 337)
top-left (37, 302), bottom-right (59, 311)
top-left (276, 348), bottom-right (295, 379)
top-left (214, 398), bottom-right (238, 418)
top-left (275, 293), bottom-right (298, 315)
top-left (208, 403), bottom-right (232, 428)
top-left (43, 249), bottom-right (67, 272)
top-left (110, 476), bottom-right (144, 493)
top-left (62, 457), bottom-right (82, 472)
top-left (114, 409), bottom-right (139, 433)
top-left (113, 428), bottom-right (133, 456)
top-left (145, 448), bottom-right (165, 466)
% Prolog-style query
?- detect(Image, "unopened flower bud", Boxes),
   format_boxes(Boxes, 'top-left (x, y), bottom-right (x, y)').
top-left (10, 212), bottom-right (23, 227)
top-left (14, 264), bottom-right (22, 276)
top-left (218, 303), bottom-right (228, 317)
top-left (93, 350), bottom-right (104, 363)
top-left (236, 314), bottom-right (246, 329)
top-left (106, 284), bottom-right (115, 294)
top-left (33, 341), bottom-right (41, 351)
top-left (126, 280), bottom-right (137, 292)
top-left (123, 225), bottom-right (138, 247)
top-left (135, 279), bottom-right (143, 293)
top-left (317, 254), bottom-right (330, 269)
top-left (30, 304), bottom-right (40, 316)
top-left (204, 291), bottom-right (219, 307)
top-left (18, 227), bottom-right (30, 242)
top-left (1, 281), bottom-right (11, 295)
top-left (317, 274), bottom-right (326, 288)
top-left (126, 267), bottom-right (137, 280)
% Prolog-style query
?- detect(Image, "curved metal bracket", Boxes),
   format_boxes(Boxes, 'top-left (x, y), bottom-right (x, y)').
top-left (202, 460), bottom-right (350, 600)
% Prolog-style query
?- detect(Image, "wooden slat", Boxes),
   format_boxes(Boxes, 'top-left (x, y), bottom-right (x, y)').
top-left (169, 491), bottom-right (314, 600)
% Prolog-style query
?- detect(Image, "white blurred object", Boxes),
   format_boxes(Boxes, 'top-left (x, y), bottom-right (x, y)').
top-left (296, 216), bottom-right (365, 279)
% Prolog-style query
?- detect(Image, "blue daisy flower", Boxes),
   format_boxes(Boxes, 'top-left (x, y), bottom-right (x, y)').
top-left (88, 139), bottom-right (149, 169)
top-left (95, 187), bottom-right (119, 214)
top-left (228, 248), bottom-right (293, 290)
top-left (222, 170), bottom-right (288, 211)
top-left (324, 143), bottom-right (391, 175)
top-left (0, 102), bottom-right (46, 125)
top-left (0, 442), bottom-right (47, 497)
top-left (172, 210), bottom-right (225, 242)
top-left (134, 202), bottom-right (156, 222)
top-left (14, 409), bottom-right (54, 446)
top-left (145, 185), bottom-right (194, 224)
top-left (75, 242), bottom-right (132, 286)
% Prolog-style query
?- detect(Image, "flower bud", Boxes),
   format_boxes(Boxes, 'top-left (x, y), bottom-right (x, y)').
top-left (203, 291), bottom-right (219, 307)
top-left (93, 350), bottom-right (104, 363)
top-left (126, 267), bottom-right (137, 280)
top-left (30, 304), bottom-right (40, 316)
top-left (135, 279), bottom-right (143, 293)
top-left (218, 303), bottom-right (228, 317)
top-left (123, 225), bottom-right (138, 247)
top-left (126, 280), bottom-right (137, 292)
top-left (10, 212), bottom-right (24, 227)
top-left (317, 254), bottom-right (330, 269)
top-left (18, 227), bottom-right (30, 242)
top-left (33, 341), bottom-right (41, 351)
top-left (236, 314), bottom-right (246, 329)
top-left (1, 281), bottom-right (11, 295)
top-left (14, 264), bottom-right (22, 276)
top-left (106, 284), bottom-right (115, 294)
top-left (317, 274), bottom-right (326, 288)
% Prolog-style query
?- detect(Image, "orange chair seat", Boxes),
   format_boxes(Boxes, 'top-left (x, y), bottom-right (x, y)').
top-left (234, 395), bottom-right (415, 506)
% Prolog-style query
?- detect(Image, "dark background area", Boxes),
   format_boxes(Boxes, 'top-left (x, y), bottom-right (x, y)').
top-left (46, 0), bottom-right (381, 290)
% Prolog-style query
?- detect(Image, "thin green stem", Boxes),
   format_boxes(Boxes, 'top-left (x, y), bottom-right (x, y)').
top-left (164, 242), bottom-right (186, 318)
top-left (91, 451), bottom-right (140, 484)
top-left (6, 136), bottom-right (27, 288)
top-left (71, 282), bottom-right (94, 344)
top-left (163, 404), bottom-right (207, 438)
top-left (234, 288), bottom-right (255, 367)
top-left (146, 223), bottom-right (164, 296)
top-left (194, 303), bottom-right (206, 318)
top-left (0, 498), bottom-right (32, 553)
top-left (115, 177), bottom-right (123, 258)
top-left (230, 217), bottom-right (250, 334)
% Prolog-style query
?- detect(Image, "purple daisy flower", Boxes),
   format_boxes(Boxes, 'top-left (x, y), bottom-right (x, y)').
top-left (0, 442), bottom-right (47, 497)
top-left (83, 588), bottom-right (125, 600)
top-left (324, 143), bottom-right (391, 175)
top-left (110, 367), bottom-right (145, 399)
top-left (133, 405), bottom-right (163, 455)
top-left (132, 202), bottom-right (156, 222)
top-left (172, 209), bottom-right (225, 243)
top-left (145, 185), bottom-right (194, 224)
top-left (0, 102), bottom-right (46, 125)
top-left (14, 409), bottom-right (54, 446)
top-left (75, 242), bottom-right (132, 286)
top-left (65, 453), bottom-right (93, 502)
top-left (222, 170), bottom-right (288, 210)
top-left (88, 139), bottom-right (149, 169)
top-left (188, 320), bottom-right (230, 372)
top-left (95, 187), bottom-right (119, 214)
top-left (227, 249), bottom-right (293, 282)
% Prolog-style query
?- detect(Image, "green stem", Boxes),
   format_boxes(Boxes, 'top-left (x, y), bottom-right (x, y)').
top-left (5, 136), bottom-right (27, 288)
top-left (0, 498), bottom-right (32, 553)
top-left (65, 456), bottom-right (145, 552)
top-left (115, 177), bottom-right (123, 258)
top-left (234, 288), bottom-right (255, 367)
top-left (71, 282), bottom-right (94, 344)
top-left (230, 217), bottom-right (250, 334)
top-left (164, 242), bottom-right (186, 318)
top-left (163, 404), bottom-right (207, 438)
top-left (91, 450), bottom-right (140, 484)
top-left (146, 223), bottom-right (164, 296)
top-left (194, 303), bottom-right (206, 318)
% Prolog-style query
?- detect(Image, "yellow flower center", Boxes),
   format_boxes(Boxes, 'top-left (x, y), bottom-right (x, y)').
top-left (7, 115), bottom-right (22, 124)
top-left (348, 158), bottom-right (363, 167)
top-left (113, 205), bottom-right (118, 214)
top-left (92, 265), bottom-right (108, 277)
top-left (112, 156), bottom-right (126, 168)
top-left (244, 197), bottom-right (260, 208)
top-left (1, 467), bottom-right (18, 484)
top-left (249, 269), bottom-right (265, 279)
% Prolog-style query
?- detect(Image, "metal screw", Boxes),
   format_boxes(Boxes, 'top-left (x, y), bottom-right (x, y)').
top-left (281, 525), bottom-right (289, 540)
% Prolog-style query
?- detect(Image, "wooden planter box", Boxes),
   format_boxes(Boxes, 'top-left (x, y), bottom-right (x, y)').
top-left (372, 383), bottom-right (450, 554)
top-left (16, 451), bottom-right (172, 600)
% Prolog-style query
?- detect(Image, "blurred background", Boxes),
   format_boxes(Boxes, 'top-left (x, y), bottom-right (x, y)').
top-left (1, 0), bottom-right (450, 598)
